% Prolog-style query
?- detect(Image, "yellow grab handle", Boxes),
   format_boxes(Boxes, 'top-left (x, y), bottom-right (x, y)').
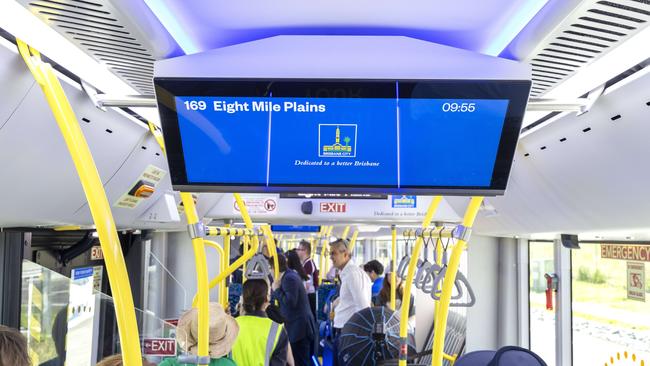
top-left (203, 240), bottom-right (227, 309)
top-left (18, 40), bottom-right (143, 366)
top-left (431, 197), bottom-right (483, 366)
top-left (196, 194), bottom-right (260, 304)
top-left (262, 225), bottom-right (280, 280)
top-left (399, 196), bottom-right (442, 366)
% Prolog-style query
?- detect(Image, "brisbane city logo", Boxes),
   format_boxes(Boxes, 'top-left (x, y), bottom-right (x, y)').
top-left (318, 124), bottom-right (357, 158)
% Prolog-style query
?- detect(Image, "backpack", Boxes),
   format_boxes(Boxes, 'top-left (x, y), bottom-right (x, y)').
top-left (455, 346), bottom-right (547, 366)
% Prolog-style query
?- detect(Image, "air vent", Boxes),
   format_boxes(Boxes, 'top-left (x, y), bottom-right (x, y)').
top-left (21, 0), bottom-right (162, 95)
top-left (526, 0), bottom-right (650, 97)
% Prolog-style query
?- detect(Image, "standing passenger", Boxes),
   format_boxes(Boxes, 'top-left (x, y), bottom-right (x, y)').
top-left (160, 303), bottom-right (238, 366)
top-left (273, 252), bottom-right (317, 366)
top-left (329, 239), bottom-right (372, 332)
top-left (363, 259), bottom-right (385, 299)
top-left (232, 279), bottom-right (290, 366)
top-left (297, 240), bottom-right (319, 318)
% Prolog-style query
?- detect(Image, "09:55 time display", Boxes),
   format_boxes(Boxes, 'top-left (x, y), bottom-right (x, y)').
top-left (442, 102), bottom-right (476, 112)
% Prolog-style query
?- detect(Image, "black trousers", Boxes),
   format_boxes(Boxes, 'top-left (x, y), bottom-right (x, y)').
top-left (291, 336), bottom-right (314, 366)
top-left (308, 292), bottom-right (317, 319)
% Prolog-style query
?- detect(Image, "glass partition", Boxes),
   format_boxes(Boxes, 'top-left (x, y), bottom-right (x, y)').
top-left (572, 244), bottom-right (650, 365)
top-left (529, 241), bottom-right (556, 366)
top-left (20, 260), bottom-right (176, 366)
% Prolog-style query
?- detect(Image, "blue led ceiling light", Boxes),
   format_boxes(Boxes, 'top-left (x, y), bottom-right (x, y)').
top-left (144, 0), bottom-right (200, 55)
top-left (482, 0), bottom-right (549, 57)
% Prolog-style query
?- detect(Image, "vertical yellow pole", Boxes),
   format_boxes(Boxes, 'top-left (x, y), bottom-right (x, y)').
top-left (324, 225), bottom-right (333, 275)
top-left (390, 225), bottom-right (397, 311)
top-left (262, 225), bottom-right (280, 280)
top-left (17, 41), bottom-right (143, 366)
top-left (431, 197), bottom-right (483, 366)
top-left (242, 235), bottom-right (249, 284)
top-left (348, 230), bottom-right (360, 252)
top-left (399, 196), bottom-right (442, 366)
top-left (223, 222), bottom-right (231, 309)
top-left (341, 226), bottom-right (351, 240)
top-left (180, 193), bottom-right (210, 366)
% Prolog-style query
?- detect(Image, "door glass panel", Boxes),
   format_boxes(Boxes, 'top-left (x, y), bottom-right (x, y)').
top-left (20, 260), bottom-right (176, 366)
top-left (529, 241), bottom-right (556, 366)
top-left (572, 244), bottom-right (650, 365)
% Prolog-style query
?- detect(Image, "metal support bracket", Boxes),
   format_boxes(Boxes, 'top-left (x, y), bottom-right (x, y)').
top-left (452, 225), bottom-right (472, 242)
top-left (188, 222), bottom-right (206, 239)
top-left (577, 84), bottom-right (605, 116)
top-left (81, 80), bottom-right (107, 111)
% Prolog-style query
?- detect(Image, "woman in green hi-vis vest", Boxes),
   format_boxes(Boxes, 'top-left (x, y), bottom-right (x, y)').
top-left (231, 279), bottom-right (291, 366)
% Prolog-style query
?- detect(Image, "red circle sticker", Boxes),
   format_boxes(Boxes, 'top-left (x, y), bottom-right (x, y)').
top-left (264, 199), bottom-right (277, 211)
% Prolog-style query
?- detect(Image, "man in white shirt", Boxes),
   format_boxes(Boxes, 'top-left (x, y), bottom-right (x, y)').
top-left (329, 238), bottom-right (372, 330)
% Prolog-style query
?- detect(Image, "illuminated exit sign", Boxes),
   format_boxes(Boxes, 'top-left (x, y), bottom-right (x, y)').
top-left (143, 338), bottom-right (176, 356)
top-left (320, 202), bottom-right (346, 213)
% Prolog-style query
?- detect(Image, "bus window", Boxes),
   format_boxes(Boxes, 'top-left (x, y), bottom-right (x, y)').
top-left (529, 241), bottom-right (556, 365)
top-left (572, 244), bottom-right (650, 365)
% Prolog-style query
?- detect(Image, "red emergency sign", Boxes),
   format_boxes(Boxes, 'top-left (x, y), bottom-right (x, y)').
top-left (143, 338), bottom-right (176, 356)
top-left (320, 202), bottom-right (347, 213)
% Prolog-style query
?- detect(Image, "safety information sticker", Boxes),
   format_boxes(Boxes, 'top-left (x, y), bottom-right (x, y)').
top-left (627, 261), bottom-right (645, 302)
top-left (114, 165), bottom-right (167, 209)
top-left (233, 195), bottom-right (278, 215)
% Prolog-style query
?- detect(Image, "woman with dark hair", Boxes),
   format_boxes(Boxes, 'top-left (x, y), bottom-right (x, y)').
top-left (286, 249), bottom-right (309, 281)
top-left (272, 251), bottom-right (317, 366)
top-left (232, 279), bottom-right (290, 366)
top-left (374, 272), bottom-right (415, 324)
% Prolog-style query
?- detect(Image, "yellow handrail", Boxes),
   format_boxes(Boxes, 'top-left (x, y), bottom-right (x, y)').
top-left (223, 222), bottom-right (231, 310)
top-left (348, 230), bottom-right (360, 252)
top-left (324, 225), bottom-right (334, 275)
top-left (431, 197), bottom-right (483, 366)
top-left (203, 240), bottom-right (227, 309)
top-left (242, 235), bottom-right (249, 283)
top-left (262, 225), bottom-right (280, 280)
top-left (17, 40), bottom-right (143, 366)
top-left (196, 194), bottom-right (260, 304)
top-left (398, 196), bottom-right (442, 366)
top-left (181, 193), bottom-right (210, 366)
top-left (206, 226), bottom-right (255, 236)
top-left (390, 225), bottom-right (397, 310)
top-left (341, 226), bottom-right (350, 240)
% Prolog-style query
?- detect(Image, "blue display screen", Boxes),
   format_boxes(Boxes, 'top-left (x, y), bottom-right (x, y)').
top-left (175, 96), bottom-right (508, 188)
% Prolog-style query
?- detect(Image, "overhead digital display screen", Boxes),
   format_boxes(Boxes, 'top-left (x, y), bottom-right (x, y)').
top-left (155, 80), bottom-right (530, 195)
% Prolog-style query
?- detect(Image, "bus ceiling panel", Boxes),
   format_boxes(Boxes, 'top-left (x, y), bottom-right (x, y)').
top-left (0, 45), bottom-right (37, 131)
top-left (141, 0), bottom-right (549, 55)
top-left (15, 0), bottom-right (184, 95)
top-left (0, 63), bottom-right (148, 228)
top-left (69, 133), bottom-right (177, 229)
top-left (203, 195), bottom-right (462, 224)
top-left (448, 68), bottom-right (650, 237)
top-left (505, 0), bottom-right (650, 98)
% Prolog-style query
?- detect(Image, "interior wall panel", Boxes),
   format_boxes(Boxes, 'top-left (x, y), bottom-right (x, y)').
top-left (449, 71), bottom-right (650, 236)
